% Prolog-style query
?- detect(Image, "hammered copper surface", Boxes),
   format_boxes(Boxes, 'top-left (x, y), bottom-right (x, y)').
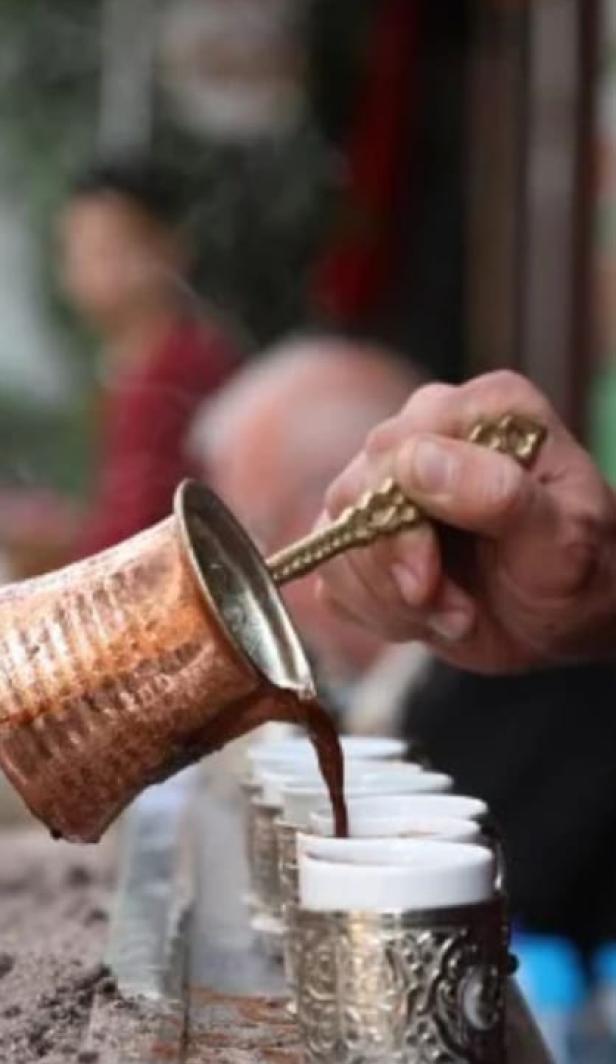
top-left (0, 516), bottom-right (258, 842)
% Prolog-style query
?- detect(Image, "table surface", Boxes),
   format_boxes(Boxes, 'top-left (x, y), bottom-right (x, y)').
top-left (187, 785), bottom-right (302, 1062)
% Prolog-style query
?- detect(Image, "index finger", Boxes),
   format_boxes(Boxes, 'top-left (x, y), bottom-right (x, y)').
top-left (366, 370), bottom-right (558, 458)
top-left (326, 432), bottom-right (536, 539)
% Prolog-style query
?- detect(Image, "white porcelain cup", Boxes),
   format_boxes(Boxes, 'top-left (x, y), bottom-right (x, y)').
top-left (248, 735), bottom-right (407, 775)
top-left (300, 812), bottom-right (480, 843)
top-left (298, 833), bottom-right (482, 865)
top-left (259, 759), bottom-right (422, 806)
top-left (282, 772), bottom-right (453, 829)
top-left (310, 793), bottom-right (488, 835)
top-left (299, 839), bottom-right (494, 911)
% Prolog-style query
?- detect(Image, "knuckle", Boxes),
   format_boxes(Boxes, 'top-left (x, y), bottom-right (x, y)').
top-left (561, 537), bottom-right (597, 594)
top-left (323, 479), bottom-right (343, 515)
top-left (482, 369), bottom-right (526, 393)
top-left (323, 454), bottom-right (367, 515)
top-left (469, 370), bottom-right (553, 418)
top-left (399, 381), bottom-right (457, 428)
top-left (557, 510), bottom-right (606, 594)
top-left (403, 381), bottom-right (455, 415)
top-left (482, 458), bottom-right (525, 523)
top-left (365, 416), bottom-right (399, 455)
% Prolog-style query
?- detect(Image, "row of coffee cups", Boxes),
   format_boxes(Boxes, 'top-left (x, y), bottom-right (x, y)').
top-left (243, 736), bottom-right (499, 918)
top-left (250, 734), bottom-right (451, 828)
top-left (242, 734), bottom-right (508, 1062)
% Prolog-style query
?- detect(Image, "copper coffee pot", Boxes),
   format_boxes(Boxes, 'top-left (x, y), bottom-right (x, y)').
top-left (0, 415), bottom-right (543, 843)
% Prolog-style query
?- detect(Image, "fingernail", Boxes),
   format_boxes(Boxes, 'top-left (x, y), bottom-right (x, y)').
top-left (412, 440), bottom-right (458, 494)
top-left (391, 562), bottom-right (422, 605)
top-left (428, 609), bottom-right (473, 642)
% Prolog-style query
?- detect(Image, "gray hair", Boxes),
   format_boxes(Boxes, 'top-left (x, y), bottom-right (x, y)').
top-left (189, 335), bottom-right (421, 470)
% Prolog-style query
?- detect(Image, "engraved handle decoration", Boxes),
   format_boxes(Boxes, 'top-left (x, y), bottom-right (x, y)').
top-left (267, 413), bottom-right (545, 587)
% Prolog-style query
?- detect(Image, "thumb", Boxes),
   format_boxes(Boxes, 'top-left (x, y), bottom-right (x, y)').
top-left (393, 434), bottom-right (534, 537)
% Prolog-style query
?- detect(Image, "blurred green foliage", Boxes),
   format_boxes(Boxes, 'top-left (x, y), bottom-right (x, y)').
top-left (0, 0), bottom-right (101, 348)
top-left (0, 1), bottom-right (101, 494)
top-left (0, 390), bottom-right (95, 496)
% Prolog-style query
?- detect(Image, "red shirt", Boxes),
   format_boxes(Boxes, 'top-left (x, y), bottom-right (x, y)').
top-left (76, 317), bottom-right (237, 558)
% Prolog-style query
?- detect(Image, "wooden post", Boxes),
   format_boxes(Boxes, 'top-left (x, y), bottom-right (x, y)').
top-left (518, 0), bottom-right (596, 433)
top-left (467, 0), bottom-right (597, 436)
top-left (466, 1), bottom-right (528, 375)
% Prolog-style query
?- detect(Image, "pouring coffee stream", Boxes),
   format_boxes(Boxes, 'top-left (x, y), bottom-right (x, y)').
top-left (0, 414), bottom-right (543, 844)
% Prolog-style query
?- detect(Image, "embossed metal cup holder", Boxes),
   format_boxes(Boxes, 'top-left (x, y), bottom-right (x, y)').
top-left (275, 818), bottom-right (302, 1004)
top-left (279, 807), bottom-right (508, 1018)
top-left (240, 775), bottom-right (263, 914)
top-left (294, 899), bottom-right (509, 1064)
top-left (247, 795), bottom-right (285, 956)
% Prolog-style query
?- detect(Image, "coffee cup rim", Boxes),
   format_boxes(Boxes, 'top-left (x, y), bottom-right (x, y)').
top-left (298, 835), bottom-right (489, 868)
top-left (310, 793), bottom-right (488, 830)
top-left (299, 814), bottom-right (479, 842)
top-left (283, 771), bottom-right (452, 798)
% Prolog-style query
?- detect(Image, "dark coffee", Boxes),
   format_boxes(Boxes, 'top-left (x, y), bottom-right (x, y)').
top-left (293, 695), bottom-right (348, 839)
top-left (194, 683), bottom-right (348, 838)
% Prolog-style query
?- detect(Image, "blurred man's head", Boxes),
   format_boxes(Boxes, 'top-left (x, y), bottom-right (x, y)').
top-left (191, 336), bottom-right (422, 684)
top-left (59, 158), bottom-right (187, 329)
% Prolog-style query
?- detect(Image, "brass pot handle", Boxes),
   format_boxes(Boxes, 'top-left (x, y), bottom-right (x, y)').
top-left (267, 413), bottom-right (545, 587)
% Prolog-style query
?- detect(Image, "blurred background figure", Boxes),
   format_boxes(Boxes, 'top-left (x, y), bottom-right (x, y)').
top-left (190, 335), bottom-right (422, 703)
top-left (403, 662), bottom-right (616, 951)
top-left (0, 157), bottom-right (241, 577)
top-left (60, 158), bottom-right (240, 559)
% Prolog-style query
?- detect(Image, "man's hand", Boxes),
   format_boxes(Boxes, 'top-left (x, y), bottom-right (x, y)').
top-left (317, 372), bottom-right (616, 673)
